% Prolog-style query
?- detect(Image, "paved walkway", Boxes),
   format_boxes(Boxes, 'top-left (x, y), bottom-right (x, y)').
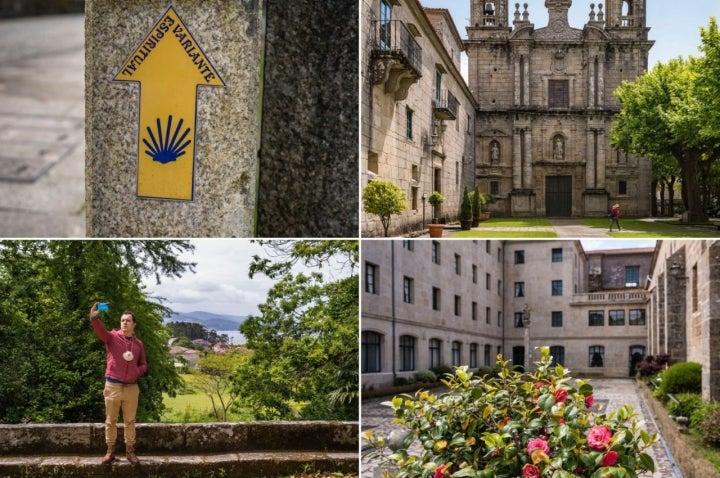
top-left (0, 14), bottom-right (85, 237)
top-left (361, 378), bottom-right (683, 477)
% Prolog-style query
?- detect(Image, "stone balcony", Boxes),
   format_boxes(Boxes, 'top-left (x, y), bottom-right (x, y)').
top-left (432, 89), bottom-right (458, 121)
top-left (571, 289), bottom-right (648, 306)
top-left (370, 20), bottom-right (422, 101)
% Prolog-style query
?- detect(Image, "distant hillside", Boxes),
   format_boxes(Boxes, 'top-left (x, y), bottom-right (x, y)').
top-left (167, 311), bottom-right (248, 331)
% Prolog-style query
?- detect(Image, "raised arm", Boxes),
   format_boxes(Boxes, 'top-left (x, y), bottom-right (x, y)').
top-left (89, 302), bottom-right (112, 343)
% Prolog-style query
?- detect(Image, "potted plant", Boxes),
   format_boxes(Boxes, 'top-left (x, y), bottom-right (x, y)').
top-left (362, 180), bottom-right (408, 237)
top-left (427, 191), bottom-right (445, 238)
top-left (460, 187), bottom-right (473, 230)
top-left (471, 185), bottom-right (483, 227)
top-left (481, 192), bottom-right (495, 220)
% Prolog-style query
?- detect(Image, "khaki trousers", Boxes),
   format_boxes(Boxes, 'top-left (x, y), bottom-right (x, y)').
top-left (103, 381), bottom-right (140, 447)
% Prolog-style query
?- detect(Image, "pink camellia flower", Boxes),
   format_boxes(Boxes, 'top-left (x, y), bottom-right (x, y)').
top-left (587, 425), bottom-right (613, 451)
top-left (523, 463), bottom-right (541, 477)
top-left (527, 437), bottom-right (550, 455)
top-left (601, 450), bottom-right (619, 466)
top-left (585, 394), bottom-right (595, 408)
top-left (554, 388), bottom-right (568, 403)
top-left (433, 464), bottom-right (446, 478)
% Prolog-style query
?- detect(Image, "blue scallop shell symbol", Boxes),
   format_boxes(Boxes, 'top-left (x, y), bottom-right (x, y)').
top-left (143, 115), bottom-right (191, 164)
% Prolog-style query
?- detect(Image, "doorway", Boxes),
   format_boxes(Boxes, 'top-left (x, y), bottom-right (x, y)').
top-left (546, 176), bottom-right (572, 216)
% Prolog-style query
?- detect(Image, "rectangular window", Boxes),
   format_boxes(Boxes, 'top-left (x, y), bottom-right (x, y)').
top-left (454, 295), bottom-right (461, 316)
top-left (589, 346), bottom-right (605, 367)
top-left (625, 266), bottom-right (640, 287)
top-left (432, 241), bottom-right (440, 264)
top-left (361, 331), bottom-right (382, 373)
top-left (452, 341), bottom-right (461, 366)
top-left (548, 79), bottom-right (569, 108)
top-left (629, 309), bottom-right (646, 325)
top-left (455, 254), bottom-right (461, 275)
top-left (551, 311), bottom-right (563, 327)
top-left (403, 276), bottom-right (413, 304)
top-left (432, 287), bottom-right (441, 311)
top-left (514, 312), bottom-right (524, 328)
top-left (402, 240), bottom-right (414, 251)
top-left (498, 311), bottom-right (502, 327)
top-left (514, 282), bottom-right (525, 297)
top-left (411, 186), bottom-right (418, 210)
top-left (490, 181), bottom-right (499, 196)
top-left (692, 264), bottom-right (699, 312)
top-left (472, 264), bottom-right (478, 283)
top-left (470, 343), bottom-right (478, 368)
top-left (406, 106), bottom-right (413, 140)
top-left (365, 263), bottom-right (377, 294)
top-left (589, 310), bottom-right (604, 326)
top-left (551, 280), bottom-right (563, 296)
top-left (609, 309), bottom-right (625, 326)
top-left (472, 301), bottom-right (478, 321)
top-left (486, 306), bottom-right (491, 324)
top-left (486, 273), bottom-right (491, 290)
top-left (551, 248), bottom-right (563, 262)
top-left (498, 280), bottom-right (502, 295)
top-left (514, 250), bottom-right (525, 264)
top-left (619, 180), bottom-right (627, 195)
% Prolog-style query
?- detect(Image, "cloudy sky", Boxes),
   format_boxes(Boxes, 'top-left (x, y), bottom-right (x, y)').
top-left (421, 0), bottom-right (720, 79)
top-left (141, 240), bottom-right (311, 317)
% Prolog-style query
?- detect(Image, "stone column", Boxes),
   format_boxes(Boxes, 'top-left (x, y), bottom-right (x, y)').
top-left (597, 56), bottom-right (605, 106)
top-left (513, 129), bottom-right (522, 189)
top-left (523, 56), bottom-right (531, 106)
top-left (85, 0), bottom-right (265, 237)
top-left (523, 128), bottom-right (532, 189)
top-left (596, 129), bottom-right (606, 187)
top-left (586, 128), bottom-right (596, 188)
top-left (514, 55), bottom-right (521, 106)
top-left (588, 57), bottom-right (595, 108)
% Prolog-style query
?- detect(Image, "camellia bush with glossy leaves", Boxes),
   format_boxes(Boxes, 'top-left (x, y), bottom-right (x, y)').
top-left (368, 347), bottom-right (658, 478)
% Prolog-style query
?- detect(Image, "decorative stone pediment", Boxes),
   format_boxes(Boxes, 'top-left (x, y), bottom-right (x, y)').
top-left (534, 24), bottom-right (583, 41)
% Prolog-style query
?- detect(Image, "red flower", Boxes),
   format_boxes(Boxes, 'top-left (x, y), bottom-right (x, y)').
top-left (554, 388), bottom-right (568, 403)
top-left (527, 437), bottom-right (550, 455)
top-left (587, 425), bottom-right (612, 451)
top-left (522, 464), bottom-right (541, 477)
top-left (601, 450), bottom-right (619, 466)
top-left (585, 394), bottom-right (595, 408)
top-left (433, 464), bottom-right (446, 478)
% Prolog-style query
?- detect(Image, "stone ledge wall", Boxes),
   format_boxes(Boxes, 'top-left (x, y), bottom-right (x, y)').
top-left (638, 383), bottom-right (720, 478)
top-left (0, 421), bottom-right (358, 455)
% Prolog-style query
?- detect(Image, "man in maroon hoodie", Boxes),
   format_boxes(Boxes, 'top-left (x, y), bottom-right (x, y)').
top-left (90, 303), bottom-right (147, 465)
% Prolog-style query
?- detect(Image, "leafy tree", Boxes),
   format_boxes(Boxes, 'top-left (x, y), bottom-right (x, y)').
top-left (231, 240), bottom-right (358, 420)
top-left (196, 350), bottom-right (248, 421)
top-left (613, 18), bottom-right (720, 221)
top-left (0, 240), bottom-right (195, 423)
top-left (362, 180), bottom-right (407, 237)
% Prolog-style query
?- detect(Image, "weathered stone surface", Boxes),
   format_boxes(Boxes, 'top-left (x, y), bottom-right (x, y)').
top-left (85, 0), bottom-right (264, 237)
top-left (257, 0), bottom-right (359, 237)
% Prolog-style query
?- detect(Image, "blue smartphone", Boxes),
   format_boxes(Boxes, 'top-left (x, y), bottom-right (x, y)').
top-left (98, 302), bottom-right (109, 312)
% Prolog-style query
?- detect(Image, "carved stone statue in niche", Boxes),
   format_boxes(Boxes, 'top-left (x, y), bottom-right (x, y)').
top-left (490, 140), bottom-right (500, 163)
top-left (553, 135), bottom-right (565, 160)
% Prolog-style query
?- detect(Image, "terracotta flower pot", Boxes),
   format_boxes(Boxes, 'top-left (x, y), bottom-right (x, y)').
top-left (428, 224), bottom-right (444, 238)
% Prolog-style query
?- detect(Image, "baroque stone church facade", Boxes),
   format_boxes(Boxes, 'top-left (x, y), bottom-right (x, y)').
top-left (467, 0), bottom-right (653, 217)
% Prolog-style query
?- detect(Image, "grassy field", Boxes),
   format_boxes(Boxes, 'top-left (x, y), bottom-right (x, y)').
top-left (448, 217), bottom-right (557, 238)
top-left (579, 218), bottom-right (720, 238)
top-left (160, 373), bottom-right (252, 422)
top-left (450, 230), bottom-right (557, 238)
top-left (478, 217), bottom-right (553, 227)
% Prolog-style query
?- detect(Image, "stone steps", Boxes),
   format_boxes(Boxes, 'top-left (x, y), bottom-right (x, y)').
top-left (0, 450), bottom-right (359, 477)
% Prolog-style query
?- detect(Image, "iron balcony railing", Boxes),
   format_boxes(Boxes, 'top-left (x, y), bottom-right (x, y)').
top-left (433, 89), bottom-right (458, 120)
top-left (372, 19), bottom-right (422, 76)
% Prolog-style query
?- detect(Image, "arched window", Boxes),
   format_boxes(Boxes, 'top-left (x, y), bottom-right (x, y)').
top-left (589, 345), bottom-right (605, 367)
top-left (361, 331), bottom-right (382, 373)
top-left (549, 346), bottom-right (565, 367)
top-left (429, 338), bottom-right (442, 368)
top-left (452, 341), bottom-right (462, 366)
top-left (399, 335), bottom-right (416, 371)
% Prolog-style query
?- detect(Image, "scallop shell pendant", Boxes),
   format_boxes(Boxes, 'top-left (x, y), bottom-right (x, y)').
top-left (123, 351), bottom-right (134, 361)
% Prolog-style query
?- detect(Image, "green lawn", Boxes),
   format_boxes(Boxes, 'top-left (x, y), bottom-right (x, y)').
top-left (450, 230), bottom-right (558, 238)
top-left (578, 218), bottom-right (720, 238)
top-left (160, 373), bottom-right (252, 422)
top-left (478, 217), bottom-right (553, 227)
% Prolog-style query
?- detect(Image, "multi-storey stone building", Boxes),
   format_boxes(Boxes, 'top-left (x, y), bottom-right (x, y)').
top-left (361, 1), bottom-right (478, 236)
top-left (647, 240), bottom-right (720, 401)
top-left (466, 0), bottom-right (653, 217)
top-left (361, 239), bottom-right (653, 389)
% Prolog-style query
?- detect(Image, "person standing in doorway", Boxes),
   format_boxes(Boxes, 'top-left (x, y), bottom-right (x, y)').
top-left (609, 203), bottom-right (621, 232)
top-left (89, 303), bottom-right (147, 465)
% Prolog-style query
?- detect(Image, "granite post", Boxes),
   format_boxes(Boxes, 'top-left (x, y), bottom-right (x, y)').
top-left (85, 0), bottom-right (265, 237)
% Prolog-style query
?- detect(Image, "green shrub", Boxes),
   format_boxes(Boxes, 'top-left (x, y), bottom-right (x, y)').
top-left (473, 365), bottom-right (495, 378)
top-left (660, 362), bottom-right (702, 395)
top-left (364, 348), bottom-right (658, 477)
top-left (430, 364), bottom-right (454, 379)
top-left (692, 401), bottom-right (720, 445)
top-left (666, 393), bottom-right (703, 420)
top-left (413, 369), bottom-right (437, 383)
top-left (394, 376), bottom-right (415, 386)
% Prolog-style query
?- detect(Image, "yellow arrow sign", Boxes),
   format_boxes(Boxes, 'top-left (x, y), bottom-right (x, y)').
top-left (113, 6), bottom-right (225, 200)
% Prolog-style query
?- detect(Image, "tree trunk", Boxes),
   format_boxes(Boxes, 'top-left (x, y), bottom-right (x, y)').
top-left (659, 182), bottom-right (666, 217)
top-left (651, 179), bottom-right (658, 217)
top-left (676, 151), bottom-right (709, 222)
top-left (668, 177), bottom-right (676, 218)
